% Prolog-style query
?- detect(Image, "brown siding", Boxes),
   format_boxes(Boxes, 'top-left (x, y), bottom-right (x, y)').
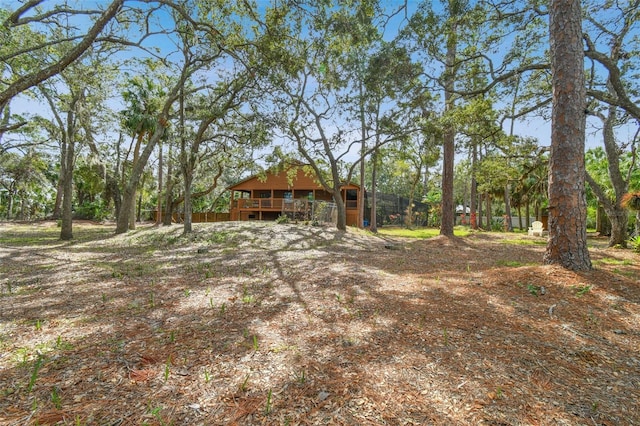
top-left (228, 165), bottom-right (362, 227)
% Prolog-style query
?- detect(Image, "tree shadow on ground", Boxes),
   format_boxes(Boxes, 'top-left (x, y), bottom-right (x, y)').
top-left (0, 222), bottom-right (638, 425)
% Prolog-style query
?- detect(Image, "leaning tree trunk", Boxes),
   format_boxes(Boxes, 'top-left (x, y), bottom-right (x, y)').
top-left (591, 104), bottom-right (630, 247)
top-left (544, 0), bottom-right (592, 270)
top-left (116, 125), bottom-right (168, 234)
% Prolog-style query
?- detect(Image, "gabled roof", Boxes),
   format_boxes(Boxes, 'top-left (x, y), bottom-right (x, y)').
top-left (227, 162), bottom-right (360, 192)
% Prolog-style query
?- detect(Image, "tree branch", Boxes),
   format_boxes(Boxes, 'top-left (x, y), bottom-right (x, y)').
top-left (0, 0), bottom-right (124, 112)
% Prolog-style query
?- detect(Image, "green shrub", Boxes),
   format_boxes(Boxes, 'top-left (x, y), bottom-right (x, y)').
top-left (275, 214), bottom-right (289, 224)
top-left (75, 201), bottom-right (109, 220)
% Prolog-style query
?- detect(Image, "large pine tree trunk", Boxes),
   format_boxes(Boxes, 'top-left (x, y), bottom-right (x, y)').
top-left (544, 0), bottom-right (592, 270)
top-left (470, 145), bottom-right (478, 229)
top-left (440, 1), bottom-right (457, 237)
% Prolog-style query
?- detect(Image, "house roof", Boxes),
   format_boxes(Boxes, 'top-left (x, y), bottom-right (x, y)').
top-left (227, 163), bottom-right (360, 192)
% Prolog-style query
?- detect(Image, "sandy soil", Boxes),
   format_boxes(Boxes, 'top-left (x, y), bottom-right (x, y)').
top-left (0, 221), bottom-right (639, 425)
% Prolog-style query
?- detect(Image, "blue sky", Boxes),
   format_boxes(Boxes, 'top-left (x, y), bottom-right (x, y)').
top-left (2, 0), bottom-right (634, 156)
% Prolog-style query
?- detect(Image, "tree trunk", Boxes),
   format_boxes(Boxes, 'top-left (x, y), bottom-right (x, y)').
top-left (440, 13), bottom-right (457, 237)
top-left (7, 191), bottom-right (14, 220)
top-left (485, 192), bottom-right (491, 230)
top-left (370, 149), bottom-right (378, 233)
top-left (127, 133), bottom-right (144, 230)
top-left (136, 188), bottom-right (143, 223)
top-left (51, 166), bottom-right (63, 219)
top-left (334, 189), bottom-right (347, 231)
top-left (106, 174), bottom-right (121, 219)
top-left (503, 184), bottom-right (513, 232)
top-left (517, 205), bottom-right (523, 231)
top-left (358, 79), bottom-right (366, 229)
top-left (183, 171), bottom-right (193, 234)
top-left (116, 125), bottom-right (167, 234)
top-left (156, 142), bottom-right (163, 225)
top-left (586, 173), bottom-right (627, 246)
top-left (163, 143), bottom-right (174, 226)
top-left (544, 0), bottom-right (592, 270)
top-left (591, 105), bottom-right (629, 246)
top-left (470, 145), bottom-right (478, 229)
top-left (608, 208), bottom-right (627, 246)
top-left (60, 138), bottom-right (74, 240)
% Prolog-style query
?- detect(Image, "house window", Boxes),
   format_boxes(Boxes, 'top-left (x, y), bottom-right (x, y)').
top-left (346, 189), bottom-right (358, 209)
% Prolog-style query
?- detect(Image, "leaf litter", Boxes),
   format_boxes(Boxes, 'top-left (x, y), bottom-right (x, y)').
top-left (0, 221), bottom-right (639, 425)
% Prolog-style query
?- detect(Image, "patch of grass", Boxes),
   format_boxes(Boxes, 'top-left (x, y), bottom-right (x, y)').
top-left (163, 357), bottom-right (171, 382)
top-left (377, 226), bottom-right (470, 239)
top-left (241, 286), bottom-right (256, 304)
top-left (51, 386), bottom-right (62, 409)
top-left (501, 238), bottom-right (547, 246)
top-left (240, 374), bottom-right (250, 392)
top-left (27, 355), bottom-right (45, 392)
top-left (271, 344), bottom-right (298, 354)
top-left (294, 370), bottom-right (306, 384)
top-left (207, 231), bottom-right (229, 244)
top-left (595, 257), bottom-right (632, 266)
top-left (55, 335), bottom-right (73, 350)
top-left (495, 260), bottom-right (527, 267)
top-left (612, 268), bottom-right (637, 278)
top-left (265, 389), bottom-right (273, 415)
top-left (527, 283), bottom-right (541, 296)
top-left (572, 285), bottom-right (592, 297)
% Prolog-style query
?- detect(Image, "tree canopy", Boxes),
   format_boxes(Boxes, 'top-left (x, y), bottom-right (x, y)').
top-left (1, 0), bottom-right (638, 267)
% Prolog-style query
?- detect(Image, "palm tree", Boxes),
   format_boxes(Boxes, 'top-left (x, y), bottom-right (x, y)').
top-left (120, 76), bottom-right (164, 230)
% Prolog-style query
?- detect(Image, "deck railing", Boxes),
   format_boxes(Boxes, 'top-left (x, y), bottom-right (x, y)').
top-left (233, 198), bottom-right (357, 210)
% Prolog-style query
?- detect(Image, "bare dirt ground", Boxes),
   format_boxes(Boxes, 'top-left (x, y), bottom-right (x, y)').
top-left (0, 221), bottom-right (639, 426)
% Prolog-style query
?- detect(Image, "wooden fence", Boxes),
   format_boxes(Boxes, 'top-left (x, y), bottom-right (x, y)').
top-left (154, 211), bottom-right (230, 223)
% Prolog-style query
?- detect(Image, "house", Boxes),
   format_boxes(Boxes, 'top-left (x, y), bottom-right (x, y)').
top-left (228, 164), bottom-right (361, 226)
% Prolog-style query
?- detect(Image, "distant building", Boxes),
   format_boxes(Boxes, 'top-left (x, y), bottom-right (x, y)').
top-left (227, 164), bottom-right (361, 226)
